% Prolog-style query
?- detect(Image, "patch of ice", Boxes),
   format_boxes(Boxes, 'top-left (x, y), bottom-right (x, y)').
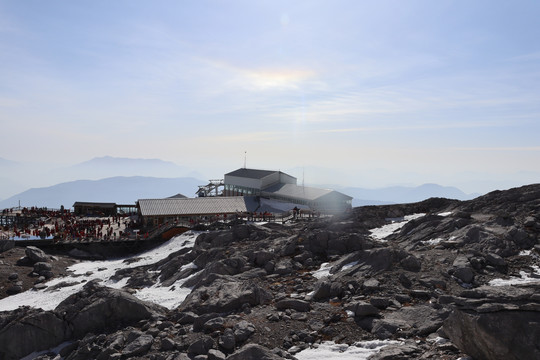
top-left (21, 341), bottom-right (73, 360)
top-left (423, 238), bottom-right (443, 246)
top-left (369, 213), bottom-right (425, 241)
top-left (295, 340), bottom-right (401, 360)
top-left (312, 262), bottom-right (332, 279)
top-left (0, 231), bottom-right (199, 312)
top-left (519, 250), bottom-right (531, 256)
top-left (438, 211), bottom-right (453, 217)
top-left (341, 261), bottom-right (359, 271)
top-left (489, 265), bottom-right (540, 286)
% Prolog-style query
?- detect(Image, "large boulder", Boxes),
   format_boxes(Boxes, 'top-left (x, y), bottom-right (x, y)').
top-left (226, 343), bottom-right (284, 360)
top-left (25, 246), bottom-right (49, 263)
top-left (443, 284), bottom-right (540, 360)
top-left (0, 307), bottom-right (67, 360)
top-left (0, 239), bottom-right (14, 253)
top-left (179, 277), bottom-right (272, 314)
top-left (371, 305), bottom-right (448, 339)
top-left (54, 280), bottom-right (167, 339)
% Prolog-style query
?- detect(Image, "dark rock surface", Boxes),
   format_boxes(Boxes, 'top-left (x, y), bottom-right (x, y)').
top-left (0, 184), bottom-right (538, 359)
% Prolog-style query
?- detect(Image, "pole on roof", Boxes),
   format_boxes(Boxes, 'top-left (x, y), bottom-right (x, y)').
top-left (244, 151), bottom-right (247, 169)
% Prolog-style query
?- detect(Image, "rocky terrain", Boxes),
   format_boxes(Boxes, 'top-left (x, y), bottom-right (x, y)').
top-left (0, 184), bottom-right (539, 360)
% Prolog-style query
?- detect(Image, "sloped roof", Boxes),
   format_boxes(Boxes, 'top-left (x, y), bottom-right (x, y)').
top-left (262, 184), bottom-right (352, 202)
top-left (225, 168), bottom-right (278, 179)
top-left (138, 197), bottom-right (248, 217)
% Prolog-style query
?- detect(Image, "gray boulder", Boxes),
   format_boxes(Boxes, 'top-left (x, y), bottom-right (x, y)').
top-left (452, 255), bottom-right (474, 283)
top-left (54, 280), bottom-right (166, 339)
top-left (188, 335), bottom-right (214, 355)
top-left (400, 255), bottom-right (422, 272)
top-left (233, 320), bottom-right (256, 342)
top-left (122, 334), bottom-right (154, 357)
top-left (443, 284), bottom-right (540, 360)
top-left (226, 343), bottom-right (284, 360)
top-left (0, 239), bottom-right (14, 253)
top-left (275, 298), bottom-right (311, 312)
top-left (346, 301), bottom-right (379, 318)
top-left (25, 246), bottom-right (49, 263)
top-left (372, 305), bottom-right (448, 339)
top-left (179, 278), bottom-right (272, 314)
top-left (0, 307), bottom-right (68, 360)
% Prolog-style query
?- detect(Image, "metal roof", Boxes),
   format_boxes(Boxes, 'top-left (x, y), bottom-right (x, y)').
top-left (225, 168), bottom-right (278, 180)
top-left (73, 202), bottom-right (117, 208)
top-left (138, 197), bottom-right (248, 217)
top-left (262, 184), bottom-right (352, 201)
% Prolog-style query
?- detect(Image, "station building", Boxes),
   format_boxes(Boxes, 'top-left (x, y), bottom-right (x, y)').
top-left (137, 167), bottom-right (353, 226)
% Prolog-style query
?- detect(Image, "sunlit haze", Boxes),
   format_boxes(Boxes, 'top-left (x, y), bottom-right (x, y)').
top-left (1, 0), bottom-right (539, 196)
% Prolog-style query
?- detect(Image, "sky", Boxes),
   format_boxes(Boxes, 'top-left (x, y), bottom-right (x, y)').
top-left (1, 0), bottom-right (540, 194)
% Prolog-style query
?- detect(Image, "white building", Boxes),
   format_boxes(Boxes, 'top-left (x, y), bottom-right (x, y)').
top-left (223, 168), bottom-right (352, 214)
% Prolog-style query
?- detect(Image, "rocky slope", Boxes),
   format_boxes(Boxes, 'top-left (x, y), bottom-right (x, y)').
top-left (0, 184), bottom-right (539, 360)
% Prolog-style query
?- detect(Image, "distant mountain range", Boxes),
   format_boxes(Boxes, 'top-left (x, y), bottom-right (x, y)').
top-left (338, 183), bottom-right (479, 206)
top-left (0, 176), bottom-right (204, 209)
top-left (55, 156), bottom-right (205, 181)
top-left (0, 176), bottom-right (479, 210)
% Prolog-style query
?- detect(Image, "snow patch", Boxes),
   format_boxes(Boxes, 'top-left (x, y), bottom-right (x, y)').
top-left (312, 262), bottom-right (332, 279)
top-left (369, 213), bottom-right (425, 241)
top-left (489, 265), bottom-right (540, 286)
top-left (0, 232), bottom-right (199, 311)
top-left (295, 340), bottom-right (401, 360)
top-left (437, 211), bottom-right (453, 217)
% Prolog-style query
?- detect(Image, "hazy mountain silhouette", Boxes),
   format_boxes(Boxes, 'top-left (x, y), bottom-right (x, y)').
top-left (340, 183), bottom-right (479, 206)
top-left (54, 156), bottom-right (203, 181)
top-left (0, 175), bottom-right (479, 210)
top-left (0, 176), bottom-right (204, 209)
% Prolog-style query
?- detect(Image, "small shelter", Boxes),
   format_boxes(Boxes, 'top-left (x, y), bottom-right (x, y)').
top-left (73, 202), bottom-right (117, 216)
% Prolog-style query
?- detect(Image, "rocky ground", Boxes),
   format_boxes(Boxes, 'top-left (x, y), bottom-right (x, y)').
top-left (0, 184), bottom-right (539, 360)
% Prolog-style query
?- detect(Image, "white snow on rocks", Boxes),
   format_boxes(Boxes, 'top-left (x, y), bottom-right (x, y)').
top-left (295, 340), bottom-right (401, 360)
top-left (488, 265), bottom-right (540, 286)
top-left (312, 262), bottom-right (332, 279)
top-left (369, 214), bottom-right (425, 241)
top-left (0, 231), bottom-right (199, 312)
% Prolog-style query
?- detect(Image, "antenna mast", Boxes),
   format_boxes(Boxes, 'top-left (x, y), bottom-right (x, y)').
top-left (243, 151), bottom-right (247, 169)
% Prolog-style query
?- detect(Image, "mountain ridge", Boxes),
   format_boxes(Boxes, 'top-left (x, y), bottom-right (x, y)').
top-left (1, 176), bottom-right (479, 209)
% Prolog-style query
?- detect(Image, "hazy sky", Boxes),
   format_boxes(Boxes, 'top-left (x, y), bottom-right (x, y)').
top-left (1, 0), bottom-right (539, 192)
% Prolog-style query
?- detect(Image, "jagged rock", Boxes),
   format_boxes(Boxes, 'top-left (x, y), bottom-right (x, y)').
top-left (443, 284), bottom-right (540, 360)
top-left (25, 246), bottom-right (49, 263)
top-left (122, 334), bottom-right (154, 357)
top-left (218, 328), bottom-right (236, 351)
top-left (54, 280), bottom-right (166, 339)
top-left (400, 255), bottom-right (421, 272)
top-left (7, 273), bottom-right (18, 281)
top-left (368, 341), bottom-right (420, 359)
top-left (233, 320), bottom-right (256, 342)
top-left (203, 316), bottom-right (225, 333)
top-left (485, 252), bottom-right (506, 268)
top-left (370, 297), bottom-right (390, 309)
top-left (452, 255), bottom-right (474, 283)
top-left (179, 277), bottom-right (272, 314)
top-left (346, 301), bottom-right (379, 318)
top-left (372, 305), bottom-right (448, 339)
top-left (0, 307), bottom-right (68, 360)
top-left (208, 348), bottom-right (227, 360)
top-left (34, 261), bottom-right (53, 274)
top-left (6, 284), bottom-right (23, 295)
top-left (0, 240), bottom-right (14, 253)
top-left (226, 343), bottom-right (283, 360)
top-left (275, 298), bottom-right (311, 312)
top-left (188, 335), bottom-right (214, 355)
top-left (161, 337), bottom-right (176, 351)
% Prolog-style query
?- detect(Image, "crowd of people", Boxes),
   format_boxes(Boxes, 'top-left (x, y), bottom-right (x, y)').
top-left (1, 207), bottom-right (139, 242)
